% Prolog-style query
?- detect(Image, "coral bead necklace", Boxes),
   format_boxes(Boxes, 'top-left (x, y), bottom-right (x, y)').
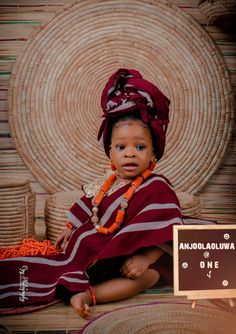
top-left (91, 162), bottom-right (156, 235)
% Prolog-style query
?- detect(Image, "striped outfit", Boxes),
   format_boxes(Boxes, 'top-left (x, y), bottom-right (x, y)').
top-left (0, 174), bottom-right (182, 308)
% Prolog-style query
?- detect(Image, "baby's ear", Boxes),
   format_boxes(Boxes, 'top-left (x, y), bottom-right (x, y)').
top-left (152, 149), bottom-right (156, 160)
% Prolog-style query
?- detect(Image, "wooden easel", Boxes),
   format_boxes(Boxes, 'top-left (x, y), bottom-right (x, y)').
top-left (184, 289), bottom-right (236, 309)
top-left (191, 298), bottom-right (235, 309)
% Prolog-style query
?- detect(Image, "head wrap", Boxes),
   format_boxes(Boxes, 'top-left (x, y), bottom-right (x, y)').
top-left (97, 68), bottom-right (170, 160)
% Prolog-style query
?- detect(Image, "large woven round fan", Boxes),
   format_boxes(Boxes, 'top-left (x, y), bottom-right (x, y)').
top-left (8, 0), bottom-right (233, 194)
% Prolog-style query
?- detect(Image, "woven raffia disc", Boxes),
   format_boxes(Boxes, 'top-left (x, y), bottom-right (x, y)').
top-left (8, 0), bottom-right (233, 194)
top-left (81, 301), bottom-right (236, 334)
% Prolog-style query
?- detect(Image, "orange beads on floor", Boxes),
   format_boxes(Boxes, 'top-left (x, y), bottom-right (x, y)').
top-left (0, 238), bottom-right (60, 259)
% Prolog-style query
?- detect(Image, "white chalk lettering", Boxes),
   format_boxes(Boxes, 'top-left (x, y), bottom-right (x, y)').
top-left (200, 261), bottom-right (219, 269)
top-left (179, 242), bottom-right (235, 250)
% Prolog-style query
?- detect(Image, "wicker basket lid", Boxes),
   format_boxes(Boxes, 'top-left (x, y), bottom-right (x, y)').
top-left (8, 0), bottom-right (233, 194)
top-left (0, 177), bottom-right (30, 189)
top-left (46, 190), bottom-right (83, 207)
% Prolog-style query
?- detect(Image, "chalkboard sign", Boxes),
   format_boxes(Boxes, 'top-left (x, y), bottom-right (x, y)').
top-left (173, 225), bottom-right (236, 301)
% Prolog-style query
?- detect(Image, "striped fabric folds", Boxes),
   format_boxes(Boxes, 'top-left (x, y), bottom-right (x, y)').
top-left (0, 174), bottom-right (182, 308)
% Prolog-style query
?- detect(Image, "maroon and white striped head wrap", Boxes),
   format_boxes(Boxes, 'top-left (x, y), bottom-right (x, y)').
top-left (97, 68), bottom-right (170, 160)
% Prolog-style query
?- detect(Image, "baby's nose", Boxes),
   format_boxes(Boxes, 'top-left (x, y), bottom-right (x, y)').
top-left (124, 148), bottom-right (135, 157)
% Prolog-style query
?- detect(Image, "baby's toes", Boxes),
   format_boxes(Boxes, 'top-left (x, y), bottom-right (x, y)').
top-left (83, 303), bottom-right (91, 318)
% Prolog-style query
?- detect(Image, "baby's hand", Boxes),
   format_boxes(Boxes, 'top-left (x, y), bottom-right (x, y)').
top-left (120, 254), bottom-right (150, 279)
top-left (55, 228), bottom-right (72, 251)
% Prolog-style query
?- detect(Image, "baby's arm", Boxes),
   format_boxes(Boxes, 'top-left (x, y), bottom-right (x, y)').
top-left (55, 226), bottom-right (73, 251)
top-left (120, 246), bottom-right (164, 279)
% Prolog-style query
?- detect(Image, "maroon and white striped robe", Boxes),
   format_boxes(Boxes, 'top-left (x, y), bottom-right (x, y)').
top-left (0, 174), bottom-right (182, 308)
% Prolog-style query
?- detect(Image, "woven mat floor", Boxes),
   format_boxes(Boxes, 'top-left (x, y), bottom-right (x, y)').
top-left (1, 291), bottom-right (235, 334)
top-left (0, 290), bottom-right (177, 333)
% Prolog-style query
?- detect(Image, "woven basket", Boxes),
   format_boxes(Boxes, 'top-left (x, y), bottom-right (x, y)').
top-left (177, 192), bottom-right (202, 217)
top-left (45, 190), bottom-right (83, 243)
top-left (0, 178), bottom-right (35, 247)
top-left (8, 0), bottom-right (233, 195)
top-left (199, 0), bottom-right (236, 30)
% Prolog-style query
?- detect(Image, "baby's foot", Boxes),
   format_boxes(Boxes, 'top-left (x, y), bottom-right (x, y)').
top-left (70, 290), bottom-right (92, 318)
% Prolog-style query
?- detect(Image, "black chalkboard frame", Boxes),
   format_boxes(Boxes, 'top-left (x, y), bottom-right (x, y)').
top-left (173, 224), bottom-right (236, 303)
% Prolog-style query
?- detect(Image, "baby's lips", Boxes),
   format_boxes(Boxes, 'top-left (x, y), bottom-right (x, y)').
top-left (122, 163), bottom-right (138, 167)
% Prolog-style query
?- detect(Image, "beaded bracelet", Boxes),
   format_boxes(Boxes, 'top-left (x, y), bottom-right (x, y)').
top-left (66, 222), bottom-right (76, 231)
top-left (89, 286), bottom-right (96, 305)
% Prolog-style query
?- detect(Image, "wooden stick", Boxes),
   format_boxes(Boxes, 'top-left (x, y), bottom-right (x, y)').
top-left (191, 300), bottom-right (196, 309)
top-left (229, 298), bottom-right (234, 307)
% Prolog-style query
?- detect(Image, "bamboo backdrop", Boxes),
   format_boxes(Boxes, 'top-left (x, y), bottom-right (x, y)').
top-left (0, 0), bottom-right (235, 238)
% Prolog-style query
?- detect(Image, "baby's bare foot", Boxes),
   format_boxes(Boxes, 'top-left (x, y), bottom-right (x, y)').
top-left (70, 290), bottom-right (92, 318)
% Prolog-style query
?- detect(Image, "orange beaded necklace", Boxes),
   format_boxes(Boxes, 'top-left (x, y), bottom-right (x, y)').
top-left (91, 161), bottom-right (156, 235)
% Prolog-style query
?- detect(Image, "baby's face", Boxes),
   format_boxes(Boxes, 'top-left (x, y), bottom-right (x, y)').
top-left (109, 119), bottom-right (154, 181)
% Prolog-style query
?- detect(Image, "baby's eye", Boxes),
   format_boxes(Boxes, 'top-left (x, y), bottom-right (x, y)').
top-left (115, 144), bottom-right (125, 151)
top-left (136, 144), bottom-right (145, 150)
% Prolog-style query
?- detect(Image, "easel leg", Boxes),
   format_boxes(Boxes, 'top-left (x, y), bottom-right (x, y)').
top-left (229, 298), bottom-right (234, 307)
top-left (191, 300), bottom-right (196, 309)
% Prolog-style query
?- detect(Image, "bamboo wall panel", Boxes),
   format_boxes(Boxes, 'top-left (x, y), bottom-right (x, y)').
top-left (0, 0), bottom-right (235, 237)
